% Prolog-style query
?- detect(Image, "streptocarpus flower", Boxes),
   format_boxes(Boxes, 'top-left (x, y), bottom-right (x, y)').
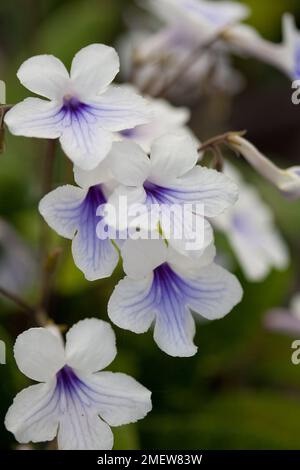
top-left (39, 168), bottom-right (119, 281)
top-left (105, 133), bottom-right (238, 255)
top-left (228, 135), bottom-right (300, 200)
top-left (145, 0), bottom-right (250, 39)
top-left (4, 44), bottom-right (149, 170)
top-left (108, 239), bottom-right (243, 357)
top-left (214, 163), bottom-right (289, 281)
top-left (5, 318), bottom-right (152, 450)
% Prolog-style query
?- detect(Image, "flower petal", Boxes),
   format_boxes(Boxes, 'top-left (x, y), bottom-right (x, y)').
top-left (4, 98), bottom-right (62, 138)
top-left (74, 159), bottom-right (113, 188)
top-left (72, 230), bottom-right (119, 282)
top-left (85, 371), bottom-right (152, 426)
top-left (14, 328), bottom-right (65, 382)
top-left (167, 165), bottom-right (239, 217)
top-left (184, 263), bottom-right (243, 320)
top-left (5, 382), bottom-right (59, 444)
top-left (65, 319), bottom-right (117, 374)
top-left (59, 119), bottom-right (113, 171)
top-left (153, 305), bottom-right (197, 357)
top-left (167, 242), bottom-right (216, 276)
top-left (108, 275), bottom-right (156, 333)
top-left (149, 133), bottom-right (199, 184)
top-left (70, 185), bottom-right (119, 281)
top-left (39, 185), bottom-right (87, 239)
top-left (90, 85), bottom-right (150, 132)
top-left (17, 54), bottom-right (69, 100)
top-left (108, 141), bottom-right (151, 186)
top-left (121, 239), bottom-right (167, 279)
top-left (57, 405), bottom-right (113, 450)
top-left (70, 44), bottom-right (120, 98)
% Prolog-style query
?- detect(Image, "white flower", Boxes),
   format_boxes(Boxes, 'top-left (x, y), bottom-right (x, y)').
top-left (228, 135), bottom-right (300, 200)
top-left (145, 0), bottom-right (250, 39)
top-left (105, 133), bottom-right (238, 255)
top-left (225, 14), bottom-right (300, 80)
top-left (118, 85), bottom-right (196, 152)
top-left (5, 318), bottom-right (152, 450)
top-left (108, 238), bottom-right (243, 357)
top-left (214, 163), bottom-right (289, 281)
top-left (264, 293), bottom-right (300, 336)
top-left (39, 166), bottom-right (119, 281)
top-left (4, 44), bottom-right (149, 170)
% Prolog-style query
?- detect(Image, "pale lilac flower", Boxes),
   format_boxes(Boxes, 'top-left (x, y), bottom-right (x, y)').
top-left (108, 239), bottom-right (243, 357)
top-left (228, 135), bottom-right (300, 200)
top-left (39, 167), bottom-right (119, 281)
top-left (104, 133), bottom-right (238, 255)
top-left (4, 44), bottom-right (149, 170)
top-left (214, 163), bottom-right (289, 281)
top-left (264, 294), bottom-right (300, 336)
top-left (5, 319), bottom-right (152, 450)
top-left (144, 0), bottom-right (250, 39)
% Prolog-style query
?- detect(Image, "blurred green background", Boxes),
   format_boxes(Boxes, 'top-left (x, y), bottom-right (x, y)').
top-left (1, 0), bottom-right (300, 450)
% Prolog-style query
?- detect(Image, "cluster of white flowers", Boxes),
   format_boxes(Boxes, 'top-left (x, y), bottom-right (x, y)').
top-left (2, 0), bottom-right (298, 452)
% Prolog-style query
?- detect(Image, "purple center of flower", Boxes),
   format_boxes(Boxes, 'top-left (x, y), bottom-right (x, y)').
top-left (144, 181), bottom-right (184, 205)
top-left (61, 95), bottom-right (89, 116)
top-left (56, 365), bottom-right (83, 396)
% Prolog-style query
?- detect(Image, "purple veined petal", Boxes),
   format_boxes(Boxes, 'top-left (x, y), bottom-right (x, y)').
top-left (4, 98), bottom-right (63, 139)
top-left (55, 367), bottom-right (114, 450)
top-left (40, 184), bottom-right (119, 281)
top-left (6, 367), bottom-right (113, 450)
top-left (5, 381), bottom-right (60, 444)
top-left (85, 86), bottom-right (150, 132)
top-left (71, 185), bottom-right (119, 281)
top-left (109, 260), bottom-right (242, 357)
top-left (58, 97), bottom-right (113, 170)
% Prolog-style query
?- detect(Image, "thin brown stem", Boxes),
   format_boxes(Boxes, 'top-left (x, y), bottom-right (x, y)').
top-left (198, 130), bottom-right (247, 154)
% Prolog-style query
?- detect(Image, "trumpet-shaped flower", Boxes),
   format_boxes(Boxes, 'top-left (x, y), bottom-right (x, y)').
top-left (4, 44), bottom-right (149, 170)
top-left (104, 133), bottom-right (238, 255)
top-left (108, 239), bottom-right (243, 357)
top-left (214, 163), bottom-right (289, 281)
top-left (228, 135), bottom-right (300, 200)
top-left (39, 168), bottom-right (119, 281)
top-left (5, 319), bottom-right (152, 450)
